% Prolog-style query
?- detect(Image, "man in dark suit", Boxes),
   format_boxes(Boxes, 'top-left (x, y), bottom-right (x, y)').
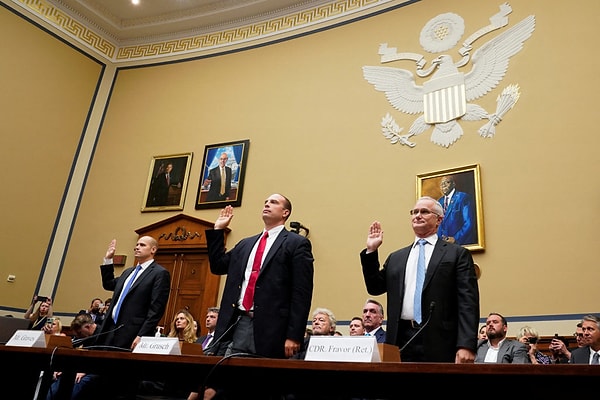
top-left (204, 152), bottom-right (232, 202)
top-left (205, 194), bottom-right (314, 360)
top-left (148, 163), bottom-right (177, 206)
top-left (362, 298), bottom-right (386, 343)
top-left (437, 175), bottom-right (476, 245)
top-left (570, 314), bottom-right (600, 364)
top-left (360, 196), bottom-right (479, 362)
top-left (98, 236), bottom-right (171, 350)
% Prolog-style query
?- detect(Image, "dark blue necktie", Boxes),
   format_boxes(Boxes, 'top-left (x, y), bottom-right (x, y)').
top-left (113, 265), bottom-right (141, 322)
top-left (414, 239), bottom-right (427, 324)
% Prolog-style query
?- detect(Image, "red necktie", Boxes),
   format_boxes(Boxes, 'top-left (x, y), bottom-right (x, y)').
top-left (242, 232), bottom-right (268, 310)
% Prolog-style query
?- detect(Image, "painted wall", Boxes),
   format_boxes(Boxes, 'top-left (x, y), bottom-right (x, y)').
top-left (1, 0), bottom-right (597, 337)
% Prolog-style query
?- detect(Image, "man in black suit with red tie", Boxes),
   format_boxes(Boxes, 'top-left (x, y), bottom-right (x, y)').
top-left (360, 196), bottom-right (479, 363)
top-left (205, 194), bottom-right (314, 360)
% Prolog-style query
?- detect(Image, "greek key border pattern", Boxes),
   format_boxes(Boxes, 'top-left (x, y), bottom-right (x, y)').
top-left (18, 0), bottom-right (116, 58)
top-left (15, 0), bottom-right (388, 63)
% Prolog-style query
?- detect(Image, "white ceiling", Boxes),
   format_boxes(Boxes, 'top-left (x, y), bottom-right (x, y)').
top-left (49, 0), bottom-right (334, 45)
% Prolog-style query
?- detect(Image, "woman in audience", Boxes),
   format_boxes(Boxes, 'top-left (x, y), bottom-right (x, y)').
top-left (42, 316), bottom-right (66, 336)
top-left (478, 325), bottom-right (487, 340)
top-left (517, 325), bottom-right (552, 364)
top-left (24, 295), bottom-right (53, 330)
top-left (168, 309), bottom-right (198, 343)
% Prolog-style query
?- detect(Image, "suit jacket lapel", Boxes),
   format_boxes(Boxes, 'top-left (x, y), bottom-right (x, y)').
top-left (424, 240), bottom-right (446, 287)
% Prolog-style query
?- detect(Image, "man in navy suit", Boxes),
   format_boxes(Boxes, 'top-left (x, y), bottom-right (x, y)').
top-left (437, 175), bottom-right (477, 245)
top-left (362, 298), bottom-right (386, 343)
top-left (98, 236), bottom-right (171, 350)
top-left (570, 314), bottom-right (600, 364)
top-left (360, 196), bottom-right (479, 362)
top-left (206, 194), bottom-right (314, 360)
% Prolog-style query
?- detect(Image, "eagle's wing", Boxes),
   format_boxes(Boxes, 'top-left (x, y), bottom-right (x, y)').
top-left (465, 15), bottom-right (535, 101)
top-left (362, 66), bottom-right (424, 114)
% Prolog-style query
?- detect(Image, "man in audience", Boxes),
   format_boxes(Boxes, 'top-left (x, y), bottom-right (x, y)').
top-left (475, 312), bottom-right (529, 363)
top-left (293, 307), bottom-right (337, 359)
top-left (362, 298), bottom-right (386, 343)
top-left (199, 307), bottom-right (219, 351)
top-left (78, 297), bottom-right (106, 326)
top-left (46, 314), bottom-right (103, 400)
top-left (349, 317), bottom-right (365, 336)
top-left (570, 314), bottom-right (600, 364)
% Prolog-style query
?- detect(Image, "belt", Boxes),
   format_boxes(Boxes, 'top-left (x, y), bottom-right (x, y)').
top-left (401, 319), bottom-right (422, 329)
top-left (237, 309), bottom-right (254, 318)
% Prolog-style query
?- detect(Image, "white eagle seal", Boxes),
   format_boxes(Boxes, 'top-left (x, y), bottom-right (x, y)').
top-left (363, 3), bottom-right (535, 148)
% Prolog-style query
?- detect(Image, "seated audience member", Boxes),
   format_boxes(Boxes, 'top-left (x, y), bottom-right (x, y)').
top-left (46, 314), bottom-right (102, 400)
top-left (362, 298), bottom-right (386, 343)
top-left (78, 297), bottom-right (106, 326)
top-left (550, 322), bottom-right (583, 363)
top-left (24, 295), bottom-right (53, 330)
top-left (100, 297), bottom-right (111, 316)
top-left (570, 314), bottom-right (600, 364)
top-left (349, 317), bottom-right (366, 336)
top-left (478, 325), bottom-right (487, 341)
top-left (293, 308), bottom-right (337, 360)
top-left (516, 326), bottom-right (552, 364)
top-left (70, 314), bottom-right (98, 348)
top-left (42, 316), bottom-right (66, 336)
top-left (198, 307), bottom-right (219, 350)
top-left (168, 309), bottom-right (198, 343)
top-left (475, 312), bottom-right (529, 364)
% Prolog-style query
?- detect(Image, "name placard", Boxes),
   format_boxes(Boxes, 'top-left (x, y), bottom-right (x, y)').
top-left (132, 337), bottom-right (181, 355)
top-left (6, 330), bottom-right (47, 348)
top-left (304, 336), bottom-right (381, 362)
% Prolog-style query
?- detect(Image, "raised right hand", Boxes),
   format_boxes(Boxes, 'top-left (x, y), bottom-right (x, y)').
top-left (214, 205), bottom-right (234, 229)
top-left (366, 221), bottom-right (384, 252)
top-left (105, 239), bottom-right (116, 259)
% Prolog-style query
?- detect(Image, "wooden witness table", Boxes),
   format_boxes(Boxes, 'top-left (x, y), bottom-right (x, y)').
top-left (2, 344), bottom-right (599, 399)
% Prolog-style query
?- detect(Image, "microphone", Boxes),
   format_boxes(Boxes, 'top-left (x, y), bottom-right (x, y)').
top-left (399, 301), bottom-right (435, 353)
top-left (203, 315), bottom-right (242, 356)
top-left (72, 323), bottom-right (125, 347)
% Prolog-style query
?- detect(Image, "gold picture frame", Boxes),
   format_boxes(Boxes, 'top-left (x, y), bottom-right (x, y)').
top-left (417, 164), bottom-right (485, 251)
top-left (141, 153), bottom-right (193, 212)
top-left (195, 139), bottom-right (250, 210)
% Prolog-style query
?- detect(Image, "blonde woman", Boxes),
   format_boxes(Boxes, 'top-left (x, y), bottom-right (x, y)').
top-left (168, 309), bottom-right (198, 343)
top-left (517, 325), bottom-right (552, 365)
top-left (42, 316), bottom-right (66, 336)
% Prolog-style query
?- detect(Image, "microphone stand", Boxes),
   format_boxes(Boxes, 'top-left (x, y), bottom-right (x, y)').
top-left (203, 315), bottom-right (241, 356)
top-left (399, 302), bottom-right (436, 353)
top-left (73, 323), bottom-right (125, 347)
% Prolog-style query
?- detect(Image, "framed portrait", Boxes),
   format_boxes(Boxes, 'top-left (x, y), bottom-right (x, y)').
top-left (141, 153), bottom-right (193, 212)
top-left (195, 139), bottom-right (250, 210)
top-left (417, 164), bottom-right (485, 251)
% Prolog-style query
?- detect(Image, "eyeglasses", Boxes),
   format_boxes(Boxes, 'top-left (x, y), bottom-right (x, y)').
top-left (574, 333), bottom-right (584, 338)
top-left (409, 208), bottom-right (439, 216)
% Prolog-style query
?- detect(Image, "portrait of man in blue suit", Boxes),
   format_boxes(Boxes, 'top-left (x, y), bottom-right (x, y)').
top-left (437, 175), bottom-right (477, 245)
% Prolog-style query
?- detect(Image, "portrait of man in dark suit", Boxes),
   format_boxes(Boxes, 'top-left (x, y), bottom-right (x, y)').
top-left (204, 151), bottom-right (232, 202)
